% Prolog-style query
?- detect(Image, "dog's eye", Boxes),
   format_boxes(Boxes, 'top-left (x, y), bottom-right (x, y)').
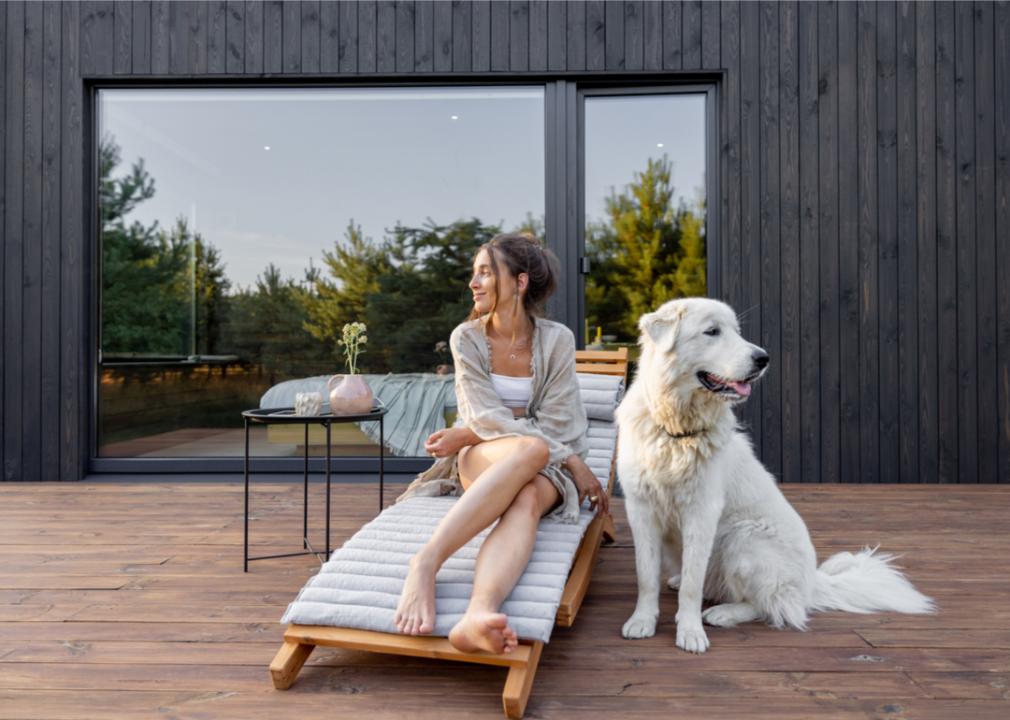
top-left (704, 327), bottom-right (721, 337)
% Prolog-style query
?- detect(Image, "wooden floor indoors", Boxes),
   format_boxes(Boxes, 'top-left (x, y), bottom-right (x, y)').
top-left (0, 481), bottom-right (1007, 719)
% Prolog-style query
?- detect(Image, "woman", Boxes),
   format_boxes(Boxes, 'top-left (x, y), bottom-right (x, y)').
top-left (394, 233), bottom-right (609, 655)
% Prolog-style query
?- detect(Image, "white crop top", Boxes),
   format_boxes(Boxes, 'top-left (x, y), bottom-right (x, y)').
top-left (489, 372), bottom-right (533, 410)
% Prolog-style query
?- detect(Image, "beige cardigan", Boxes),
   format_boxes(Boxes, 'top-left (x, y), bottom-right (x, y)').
top-left (395, 316), bottom-right (589, 523)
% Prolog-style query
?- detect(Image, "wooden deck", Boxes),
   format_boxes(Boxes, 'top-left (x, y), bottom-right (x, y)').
top-left (0, 481), bottom-right (1008, 719)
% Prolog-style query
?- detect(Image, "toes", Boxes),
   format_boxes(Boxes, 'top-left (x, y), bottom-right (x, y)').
top-left (419, 619), bottom-right (433, 634)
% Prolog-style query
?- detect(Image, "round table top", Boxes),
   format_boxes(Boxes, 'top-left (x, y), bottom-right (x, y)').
top-left (242, 405), bottom-right (387, 423)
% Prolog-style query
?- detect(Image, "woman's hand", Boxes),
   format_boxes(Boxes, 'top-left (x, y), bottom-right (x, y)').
top-left (565, 454), bottom-right (609, 516)
top-left (424, 427), bottom-right (479, 458)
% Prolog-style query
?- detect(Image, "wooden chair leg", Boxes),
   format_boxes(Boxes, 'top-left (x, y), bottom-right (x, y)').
top-left (270, 639), bottom-right (315, 690)
top-left (501, 641), bottom-right (543, 719)
top-left (602, 514), bottom-right (617, 544)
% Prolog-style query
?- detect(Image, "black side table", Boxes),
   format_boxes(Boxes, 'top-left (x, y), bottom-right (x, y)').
top-left (241, 405), bottom-right (388, 572)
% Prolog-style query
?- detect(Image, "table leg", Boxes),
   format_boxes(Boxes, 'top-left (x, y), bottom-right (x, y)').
top-left (243, 417), bottom-right (250, 573)
top-left (303, 423), bottom-right (308, 549)
top-left (379, 416), bottom-right (385, 512)
top-left (325, 421), bottom-right (331, 559)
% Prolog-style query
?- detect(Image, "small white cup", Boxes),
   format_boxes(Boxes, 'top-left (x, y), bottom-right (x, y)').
top-left (294, 391), bottom-right (324, 416)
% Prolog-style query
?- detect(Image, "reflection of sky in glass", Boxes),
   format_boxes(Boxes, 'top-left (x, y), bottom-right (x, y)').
top-left (585, 94), bottom-right (706, 223)
top-left (99, 87), bottom-right (545, 291)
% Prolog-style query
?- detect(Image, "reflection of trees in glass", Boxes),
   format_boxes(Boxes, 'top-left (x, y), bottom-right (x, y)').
top-left (222, 264), bottom-right (330, 385)
top-left (586, 156), bottom-right (706, 341)
top-left (101, 130), bottom-right (538, 380)
top-left (100, 136), bottom-right (230, 356)
top-left (304, 219), bottom-right (500, 373)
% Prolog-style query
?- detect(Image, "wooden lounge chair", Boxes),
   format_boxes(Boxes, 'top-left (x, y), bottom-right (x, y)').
top-left (269, 348), bottom-right (629, 719)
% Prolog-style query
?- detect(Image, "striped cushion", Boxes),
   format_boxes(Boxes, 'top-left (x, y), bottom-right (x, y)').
top-left (279, 373), bottom-right (623, 643)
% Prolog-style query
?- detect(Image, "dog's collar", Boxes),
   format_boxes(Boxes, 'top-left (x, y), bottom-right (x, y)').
top-left (663, 426), bottom-right (710, 439)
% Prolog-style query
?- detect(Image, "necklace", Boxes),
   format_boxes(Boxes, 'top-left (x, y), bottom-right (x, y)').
top-left (489, 325), bottom-right (531, 362)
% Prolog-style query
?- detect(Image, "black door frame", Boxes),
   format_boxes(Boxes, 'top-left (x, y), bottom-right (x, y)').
top-left (85, 73), bottom-right (721, 476)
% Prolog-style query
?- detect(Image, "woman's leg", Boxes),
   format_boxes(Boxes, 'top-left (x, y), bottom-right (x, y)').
top-left (394, 435), bottom-right (549, 636)
top-left (448, 473), bottom-right (559, 654)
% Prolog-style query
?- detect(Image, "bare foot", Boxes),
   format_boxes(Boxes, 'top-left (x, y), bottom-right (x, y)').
top-left (394, 555), bottom-right (437, 635)
top-left (448, 611), bottom-right (518, 654)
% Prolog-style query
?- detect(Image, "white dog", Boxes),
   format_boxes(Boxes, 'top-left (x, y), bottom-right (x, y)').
top-left (617, 298), bottom-right (935, 654)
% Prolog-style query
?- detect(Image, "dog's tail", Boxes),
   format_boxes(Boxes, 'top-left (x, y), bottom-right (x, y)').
top-left (810, 546), bottom-right (936, 615)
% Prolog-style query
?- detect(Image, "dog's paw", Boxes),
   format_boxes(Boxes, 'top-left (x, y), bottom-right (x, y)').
top-left (675, 621), bottom-right (710, 654)
top-left (666, 574), bottom-right (681, 590)
top-left (702, 605), bottom-right (738, 628)
top-left (621, 613), bottom-right (658, 639)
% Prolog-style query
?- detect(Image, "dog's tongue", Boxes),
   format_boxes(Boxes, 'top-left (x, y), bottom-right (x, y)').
top-left (730, 381), bottom-right (752, 397)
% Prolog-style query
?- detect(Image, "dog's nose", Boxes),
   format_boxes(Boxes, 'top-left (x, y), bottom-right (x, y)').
top-left (752, 351), bottom-right (770, 370)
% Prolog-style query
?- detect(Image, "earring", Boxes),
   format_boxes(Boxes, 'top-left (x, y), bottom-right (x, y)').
top-left (513, 292), bottom-right (519, 316)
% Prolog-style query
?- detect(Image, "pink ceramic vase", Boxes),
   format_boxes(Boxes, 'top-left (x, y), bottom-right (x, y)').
top-left (327, 374), bottom-right (373, 415)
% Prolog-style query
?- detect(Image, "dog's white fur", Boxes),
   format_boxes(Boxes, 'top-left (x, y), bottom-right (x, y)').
top-left (617, 298), bottom-right (935, 654)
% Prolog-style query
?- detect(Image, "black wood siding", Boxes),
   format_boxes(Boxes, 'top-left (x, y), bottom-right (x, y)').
top-left (1, 1), bottom-right (1007, 483)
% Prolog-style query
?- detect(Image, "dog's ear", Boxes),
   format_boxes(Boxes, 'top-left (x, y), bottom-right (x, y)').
top-left (639, 306), bottom-right (684, 350)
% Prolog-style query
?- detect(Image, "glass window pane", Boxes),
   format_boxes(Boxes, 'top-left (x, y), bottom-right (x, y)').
top-left (583, 93), bottom-right (707, 350)
top-left (98, 87), bottom-right (545, 458)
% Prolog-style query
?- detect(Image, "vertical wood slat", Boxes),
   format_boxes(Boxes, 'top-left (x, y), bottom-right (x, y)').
top-left (321, 1), bottom-right (339, 73)
top-left (997, 1), bottom-right (1010, 483)
top-left (682, 0), bottom-right (701, 69)
top-left (955, 2), bottom-right (978, 483)
top-left (701, 0), bottom-right (720, 70)
top-left (547, 0), bottom-right (565, 72)
top-left (263, 1), bottom-right (282, 74)
top-left (585, 1), bottom-right (604, 71)
top-left (896, 0), bottom-right (918, 483)
top-left (208, 1), bottom-right (228, 74)
top-left (151, 1), bottom-right (169, 74)
top-left (490, 0), bottom-right (508, 71)
top-left (759, 2), bottom-right (779, 474)
top-left (624, 1), bottom-right (644, 71)
top-left (759, 0), bottom-right (782, 478)
top-left (818, 1), bottom-right (840, 484)
top-left (663, 1), bottom-right (682, 70)
top-left (358, 0), bottom-right (377, 73)
top-left (471, 0), bottom-right (489, 72)
top-left (914, 1), bottom-right (938, 484)
top-left (281, 0), bottom-right (300, 73)
top-left (798, 1), bottom-right (820, 483)
top-left (452, 0), bottom-right (472, 72)
top-left (300, 1), bottom-right (320, 75)
top-left (226, 1), bottom-right (245, 75)
top-left (877, 1), bottom-right (899, 483)
top-left (838, 0), bottom-right (861, 483)
top-left (4, 1), bottom-right (25, 481)
top-left (242, 1), bottom-right (262, 75)
top-left (395, 1), bottom-right (413, 73)
top-left (22, 0), bottom-right (43, 483)
top-left (414, 0), bottom-right (431, 72)
top-left (779, 0), bottom-right (802, 484)
top-left (433, 0), bottom-right (451, 72)
top-left (0, 0), bottom-right (6, 480)
top-left (739, 0), bottom-right (762, 450)
top-left (132, 1), bottom-right (151, 75)
top-left (339, 0), bottom-right (357, 73)
top-left (604, 0), bottom-right (623, 71)
top-left (642, 0), bottom-right (661, 71)
top-left (975, 1), bottom-right (998, 483)
top-left (61, 0), bottom-right (83, 483)
top-left (376, 0), bottom-right (396, 73)
top-left (566, 0), bottom-right (585, 71)
top-left (167, 0), bottom-right (207, 75)
top-left (114, 0), bottom-right (132, 74)
top-left (41, 1), bottom-right (61, 482)
top-left (529, 0), bottom-right (546, 72)
top-left (935, 0), bottom-right (958, 483)
top-left (509, 1), bottom-right (529, 73)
